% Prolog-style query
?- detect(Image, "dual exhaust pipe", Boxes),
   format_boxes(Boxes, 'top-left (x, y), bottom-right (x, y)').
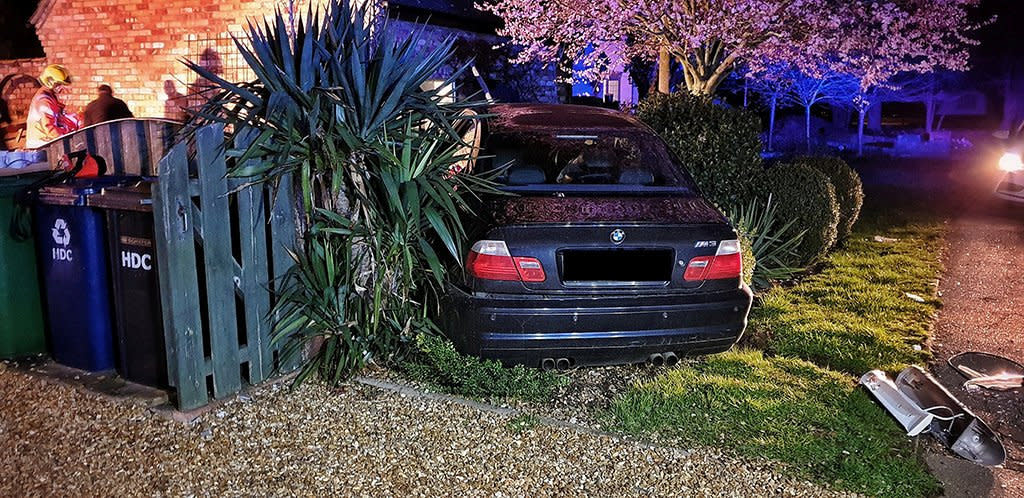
top-left (647, 351), bottom-right (679, 367)
top-left (540, 357), bottom-right (573, 371)
top-left (539, 352), bottom-right (679, 371)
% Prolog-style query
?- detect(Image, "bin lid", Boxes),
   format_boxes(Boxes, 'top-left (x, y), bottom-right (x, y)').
top-left (37, 177), bottom-right (130, 206)
top-left (0, 171), bottom-right (54, 196)
top-left (88, 181), bottom-right (154, 212)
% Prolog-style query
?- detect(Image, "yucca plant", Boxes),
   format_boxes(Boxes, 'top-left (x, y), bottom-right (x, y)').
top-left (186, 0), bottom-right (495, 383)
top-left (727, 194), bottom-right (806, 289)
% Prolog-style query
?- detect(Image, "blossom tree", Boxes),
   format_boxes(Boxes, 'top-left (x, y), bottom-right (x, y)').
top-left (621, 0), bottom-right (821, 95)
top-left (822, 0), bottom-right (983, 154)
top-left (784, 67), bottom-right (858, 152)
top-left (746, 64), bottom-right (794, 152)
top-left (480, 0), bottom-right (825, 96)
top-left (478, 0), bottom-right (625, 99)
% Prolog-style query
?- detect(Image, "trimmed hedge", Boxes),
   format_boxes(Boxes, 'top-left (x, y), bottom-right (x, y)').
top-left (756, 163), bottom-right (839, 266)
top-left (793, 156), bottom-right (863, 241)
top-left (637, 93), bottom-right (763, 207)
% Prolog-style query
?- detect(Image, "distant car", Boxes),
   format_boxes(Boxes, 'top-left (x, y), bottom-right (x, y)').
top-left (441, 104), bottom-right (753, 370)
top-left (996, 121), bottom-right (1024, 203)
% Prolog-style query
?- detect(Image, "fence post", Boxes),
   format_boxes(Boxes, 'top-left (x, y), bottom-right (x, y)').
top-left (153, 141), bottom-right (208, 410)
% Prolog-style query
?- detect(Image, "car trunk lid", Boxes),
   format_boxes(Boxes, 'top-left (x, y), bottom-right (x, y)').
top-left (480, 195), bottom-right (739, 294)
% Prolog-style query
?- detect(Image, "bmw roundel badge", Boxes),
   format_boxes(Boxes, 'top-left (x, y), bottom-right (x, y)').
top-left (610, 229), bottom-right (625, 244)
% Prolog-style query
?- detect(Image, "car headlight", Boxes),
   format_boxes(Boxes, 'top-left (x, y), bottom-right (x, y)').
top-left (999, 152), bottom-right (1024, 172)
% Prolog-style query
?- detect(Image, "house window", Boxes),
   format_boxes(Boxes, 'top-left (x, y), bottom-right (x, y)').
top-left (604, 79), bottom-right (620, 103)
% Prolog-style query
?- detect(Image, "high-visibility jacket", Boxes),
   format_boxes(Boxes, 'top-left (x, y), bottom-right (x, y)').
top-left (25, 88), bottom-right (80, 149)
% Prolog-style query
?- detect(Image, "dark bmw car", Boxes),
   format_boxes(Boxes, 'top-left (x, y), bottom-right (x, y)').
top-left (442, 104), bottom-right (753, 370)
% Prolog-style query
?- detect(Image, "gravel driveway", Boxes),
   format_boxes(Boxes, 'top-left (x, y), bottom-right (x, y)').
top-left (0, 364), bottom-right (845, 497)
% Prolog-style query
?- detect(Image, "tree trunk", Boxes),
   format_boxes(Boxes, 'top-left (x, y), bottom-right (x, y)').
top-left (1000, 60), bottom-right (1017, 131)
top-left (556, 48), bottom-right (573, 104)
top-left (867, 103), bottom-right (882, 132)
top-left (857, 107), bottom-right (867, 157)
top-left (768, 95), bottom-right (777, 152)
top-left (924, 95), bottom-right (935, 135)
top-left (657, 47), bottom-right (670, 94)
top-left (805, 105), bottom-right (812, 153)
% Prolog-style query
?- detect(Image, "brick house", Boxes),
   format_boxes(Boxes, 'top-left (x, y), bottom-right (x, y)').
top-left (0, 0), bottom-right (554, 148)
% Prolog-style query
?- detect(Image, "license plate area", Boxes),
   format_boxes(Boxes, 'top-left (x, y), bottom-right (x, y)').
top-left (559, 248), bottom-right (674, 285)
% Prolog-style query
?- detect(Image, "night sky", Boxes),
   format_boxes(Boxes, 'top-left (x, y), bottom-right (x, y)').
top-left (0, 0), bottom-right (44, 59)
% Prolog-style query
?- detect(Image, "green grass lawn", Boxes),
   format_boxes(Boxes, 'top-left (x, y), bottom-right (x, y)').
top-left (749, 218), bottom-right (945, 374)
top-left (609, 190), bottom-right (947, 497)
top-left (611, 350), bottom-right (940, 497)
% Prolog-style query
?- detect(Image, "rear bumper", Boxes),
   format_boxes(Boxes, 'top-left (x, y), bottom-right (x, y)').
top-left (440, 284), bottom-right (753, 367)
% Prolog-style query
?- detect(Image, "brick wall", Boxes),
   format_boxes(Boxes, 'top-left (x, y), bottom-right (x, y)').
top-left (0, 57), bottom-right (47, 123)
top-left (30, 0), bottom-right (555, 121)
top-left (32, 0), bottom-right (328, 120)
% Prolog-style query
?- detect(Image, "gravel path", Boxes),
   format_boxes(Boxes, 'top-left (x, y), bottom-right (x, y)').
top-left (861, 152), bottom-right (1024, 497)
top-left (930, 198), bottom-right (1024, 497)
top-left (0, 364), bottom-right (846, 497)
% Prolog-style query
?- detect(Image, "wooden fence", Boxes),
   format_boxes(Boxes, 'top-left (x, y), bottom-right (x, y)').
top-left (153, 123), bottom-right (302, 410)
top-left (45, 118), bottom-right (181, 176)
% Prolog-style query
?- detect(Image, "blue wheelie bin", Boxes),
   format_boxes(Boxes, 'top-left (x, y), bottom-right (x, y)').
top-left (34, 178), bottom-right (122, 372)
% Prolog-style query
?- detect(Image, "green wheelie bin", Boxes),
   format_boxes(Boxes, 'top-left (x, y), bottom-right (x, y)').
top-left (0, 172), bottom-right (48, 359)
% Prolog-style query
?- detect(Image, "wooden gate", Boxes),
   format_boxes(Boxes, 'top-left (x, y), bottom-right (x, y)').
top-left (153, 123), bottom-right (302, 410)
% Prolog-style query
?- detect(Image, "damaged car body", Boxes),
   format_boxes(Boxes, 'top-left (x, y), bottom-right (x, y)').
top-left (441, 104), bottom-right (753, 370)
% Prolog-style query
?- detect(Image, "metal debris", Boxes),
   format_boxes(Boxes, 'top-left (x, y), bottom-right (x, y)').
top-left (862, 366), bottom-right (1006, 466)
top-left (906, 293), bottom-right (927, 303)
top-left (949, 352), bottom-right (1024, 391)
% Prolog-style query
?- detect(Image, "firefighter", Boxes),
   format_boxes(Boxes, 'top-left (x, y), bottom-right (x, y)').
top-left (25, 64), bottom-right (80, 149)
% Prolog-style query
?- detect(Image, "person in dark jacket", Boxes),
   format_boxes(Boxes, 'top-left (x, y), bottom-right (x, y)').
top-left (83, 84), bottom-right (134, 126)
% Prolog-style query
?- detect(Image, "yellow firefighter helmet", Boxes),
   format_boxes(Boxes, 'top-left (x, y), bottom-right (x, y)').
top-left (40, 64), bottom-right (72, 89)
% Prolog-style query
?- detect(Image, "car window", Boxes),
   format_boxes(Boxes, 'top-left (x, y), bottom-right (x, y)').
top-left (479, 130), bottom-right (694, 192)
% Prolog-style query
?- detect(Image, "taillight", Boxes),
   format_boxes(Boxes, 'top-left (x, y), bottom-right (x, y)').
top-left (684, 239), bottom-right (742, 281)
top-left (466, 240), bottom-right (546, 282)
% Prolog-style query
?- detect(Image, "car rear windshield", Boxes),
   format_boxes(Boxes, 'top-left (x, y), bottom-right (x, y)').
top-left (478, 130), bottom-right (695, 194)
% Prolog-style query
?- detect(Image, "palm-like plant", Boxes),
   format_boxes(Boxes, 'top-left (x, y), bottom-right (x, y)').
top-left (186, 0), bottom-right (493, 382)
top-left (727, 194), bottom-right (806, 290)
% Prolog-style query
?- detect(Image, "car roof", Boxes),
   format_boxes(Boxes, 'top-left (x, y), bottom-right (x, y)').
top-left (487, 103), bottom-right (649, 134)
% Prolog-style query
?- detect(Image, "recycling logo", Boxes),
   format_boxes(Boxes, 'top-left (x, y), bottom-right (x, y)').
top-left (52, 218), bottom-right (71, 247)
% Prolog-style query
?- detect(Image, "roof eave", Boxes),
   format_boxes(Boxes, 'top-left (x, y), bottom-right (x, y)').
top-left (30, 0), bottom-right (59, 28)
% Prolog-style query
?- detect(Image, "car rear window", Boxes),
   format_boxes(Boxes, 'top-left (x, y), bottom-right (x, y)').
top-left (478, 130), bottom-right (695, 193)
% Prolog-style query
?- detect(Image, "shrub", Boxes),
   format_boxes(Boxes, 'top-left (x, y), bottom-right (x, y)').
top-left (792, 156), bottom-right (863, 241)
top-left (726, 194), bottom-right (806, 289)
top-left (401, 334), bottom-right (565, 401)
top-left (192, 0), bottom-right (497, 383)
top-left (756, 163), bottom-right (839, 266)
top-left (636, 93), bottom-right (763, 207)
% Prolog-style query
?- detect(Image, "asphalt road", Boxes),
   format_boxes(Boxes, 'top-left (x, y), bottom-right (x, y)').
top-left (859, 147), bottom-right (1024, 497)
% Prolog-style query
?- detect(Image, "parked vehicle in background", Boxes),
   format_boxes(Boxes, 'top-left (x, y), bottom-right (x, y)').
top-left (996, 121), bottom-right (1024, 203)
top-left (442, 104), bottom-right (753, 370)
